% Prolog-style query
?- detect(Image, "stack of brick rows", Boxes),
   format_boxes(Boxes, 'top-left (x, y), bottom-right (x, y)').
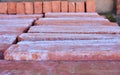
top-left (0, 0), bottom-right (120, 74)
top-left (0, 14), bottom-right (43, 59)
top-left (0, 0), bottom-right (95, 14)
top-left (117, 0), bottom-right (120, 14)
top-left (3, 12), bottom-right (120, 61)
top-left (4, 12), bottom-right (120, 60)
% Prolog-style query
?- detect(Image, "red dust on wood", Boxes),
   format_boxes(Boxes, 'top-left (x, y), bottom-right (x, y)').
top-left (0, 60), bottom-right (120, 75)
top-left (34, 17), bottom-right (109, 25)
top-left (4, 40), bottom-right (120, 61)
top-left (44, 12), bottom-right (100, 18)
top-left (0, 26), bottom-right (29, 33)
top-left (18, 33), bottom-right (120, 41)
top-left (0, 14), bottom-right (43, 19)
top-left (28, 25), bottom-right (120, 34)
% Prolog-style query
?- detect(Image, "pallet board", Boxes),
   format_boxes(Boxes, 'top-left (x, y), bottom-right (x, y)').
top-left (28, 25), bottom-right (120, 34)
top-left (5, 40), bottom-right (120, 60)
top-left (18, 33), bottom-right (120, 41)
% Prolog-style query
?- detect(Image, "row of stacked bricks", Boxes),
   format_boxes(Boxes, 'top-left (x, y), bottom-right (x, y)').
top-left (1, 13), bottom-right (120, 74)
top-left (117, 0), bottom-right (120, 14)
top-left (4, 12), bottom-right (120, 61)
top-left (0, 14), bottom-right (43, 59)
top-left (0, 0), bottom-right (95, 14)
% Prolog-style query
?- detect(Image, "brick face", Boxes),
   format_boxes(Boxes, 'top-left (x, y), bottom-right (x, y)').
top-left (0, 1), bottom-right (97, 14)
top-left (25, 2), bottom-right (34, 14)
top-left (86, 0), bottom-right (96, 12)
top-left (68, 2), bottom-right (75, 12)
top-left (76, 2), bottom-right (85, 12)
top-left (0, 2), bottom-right (7, 14)
top-left (16, 2), bottom-right (25, 14)
top-left (34, 2), bottom-right (42, 14)
top-left (43, 1), bottom-right (52, 13)
top-left (61, 1), bottom-right (68, 12)
top-left (7, 2), bottom-right (16, 14)
top-left (52, 1), bottom-right (60, 12)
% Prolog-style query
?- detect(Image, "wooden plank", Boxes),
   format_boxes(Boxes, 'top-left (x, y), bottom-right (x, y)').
top-left (5, 40), bottom-right (120, 60)
top-left (28, 25), bottom-right (120, 34)
top-left (18, 33), bottom-right (120, 41)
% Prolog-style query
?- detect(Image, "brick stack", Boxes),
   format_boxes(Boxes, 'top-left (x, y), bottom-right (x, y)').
top-left (3, 12), bottom-right (120, 61)
top-left (0, 12), bottom-right (119, 75)
top-left (0, 0), bottom-right (95, 15)
top-left (0, 0), bottom-right (119, 74)
top-left (0, 14), bottom-right (42, 59)
top-left (117, 0), bottom-right (120, 14)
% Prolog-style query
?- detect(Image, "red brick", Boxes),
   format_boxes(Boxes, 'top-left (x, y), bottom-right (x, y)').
top-left (25, 2), bottom-right (34, 14)
top-left (16, 2), bottom-right (25, 14)
top-left (76, 2), bottom-right (85, 12)
top-left (51, 1), bottom-right (60, 12)
top-left (28, 25), bottom-right (120, 34)
top-left (0, 2), bottom-right (7, 14)
top-left (18, 33), bottom-right (120, 41)
top-left (68, 2), bottom-right (75, 12)
top-left (61, 1), bottom-right (68, 12)
top-left (5, 39), bottom-right (120, 61)
top-left (7, 2), bottom-right (16, 14)
top-left (34, 2), bottom-right (42, 14)
top-left (43, 1), bottom-right (52, 13)
top-left (86, 0), bottom-right (96, 12)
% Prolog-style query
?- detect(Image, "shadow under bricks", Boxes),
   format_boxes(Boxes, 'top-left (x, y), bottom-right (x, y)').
top-left (116, 15), bottom-right (120, 25)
